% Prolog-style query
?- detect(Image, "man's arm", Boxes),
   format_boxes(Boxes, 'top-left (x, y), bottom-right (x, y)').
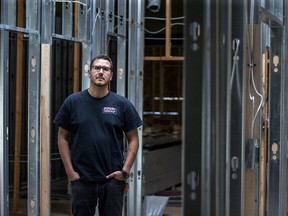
top-left (106, 128), bottom-right (139, 180)
top-left (122, 128), bottom-right (139, 173)
top-left (57, 127), bottom-right (80, 181)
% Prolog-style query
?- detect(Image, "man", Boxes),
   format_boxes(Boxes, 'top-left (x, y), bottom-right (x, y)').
top-left (53, 54), bottom-right (142, 216)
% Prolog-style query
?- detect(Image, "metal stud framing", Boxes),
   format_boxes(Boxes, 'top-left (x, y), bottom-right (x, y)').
top-left (0, 30), bottom-right (9, 216)
top-left (62, 0), bottom-right (73, 37)
top-left (228, 1), bottom-right (247, 216)
top-left (127, 0), bottom-right (144, 215)
top-left (116, 0), bottom-right (127, 95)
top-left (0, 0), bottom-right (144, 215)
top-left (27, 34), bottom-right (41, 216)
top-left (183, 0), bottom-right (288, 215)
top-left (266, 28), bottom-right (282, 215)
top-left (183, 0), bottom-right (204, 214)
top-left (0, 2), bottom-right (11, 216)
top-left (259, 3), bottom-right (288, 216)
top-left (93, 0), bottom-right (105, 55)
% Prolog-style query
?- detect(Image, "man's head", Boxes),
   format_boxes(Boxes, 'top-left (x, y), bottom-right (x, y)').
top-left (88, 54), bottom-right (113, 87)
top-left (90, 54), bottom-right (113, 71)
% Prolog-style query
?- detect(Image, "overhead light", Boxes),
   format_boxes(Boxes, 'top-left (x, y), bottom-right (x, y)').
top-left (147, 0), bottom-right (161, 12)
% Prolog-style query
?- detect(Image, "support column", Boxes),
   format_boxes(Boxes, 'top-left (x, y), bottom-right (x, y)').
top-left (127, 0), bottom-right (144, 215)
top-left (40, 0), bottom-right (53, 215)
top-left (12, 1), bottom-right (25, 213)
top-left (27, 34), bottom-right (40, 216)
top-left (116, 0), bottom-right (127, 96)
top-left (1, 1), bottom-right (15, 215)
top-left (40, 44), bottom-right (51, 216)
top-left (0, 30), bottom-right (10, 216)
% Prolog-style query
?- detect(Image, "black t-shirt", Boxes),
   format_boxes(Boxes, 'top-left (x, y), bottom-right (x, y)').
top-left (53, 90), bottom-right (142, 181)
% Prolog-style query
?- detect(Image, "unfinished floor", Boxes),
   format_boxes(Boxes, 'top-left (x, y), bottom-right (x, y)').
top-left (13, 180), bottom-right (182, 216)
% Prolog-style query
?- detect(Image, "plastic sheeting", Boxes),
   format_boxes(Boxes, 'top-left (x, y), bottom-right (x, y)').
top-left (142, 195), bottom-right (169, 216)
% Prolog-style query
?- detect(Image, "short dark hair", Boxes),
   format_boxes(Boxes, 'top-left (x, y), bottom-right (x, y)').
top-left (90, 54), bottom-right (113, 71)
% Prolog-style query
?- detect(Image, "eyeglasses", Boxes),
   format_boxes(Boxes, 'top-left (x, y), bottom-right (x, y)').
top-left (91, 65), bottom-right (111, 72)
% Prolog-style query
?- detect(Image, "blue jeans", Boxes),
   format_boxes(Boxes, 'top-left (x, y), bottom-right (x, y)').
top-left (70, 179), bottom-right (125, 216)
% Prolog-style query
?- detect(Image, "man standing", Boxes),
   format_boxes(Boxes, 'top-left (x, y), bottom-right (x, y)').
top-left (54, 54), bottom-right (142, 216)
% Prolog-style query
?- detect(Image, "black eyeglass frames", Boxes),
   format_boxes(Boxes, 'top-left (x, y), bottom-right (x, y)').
top-left (91, 65), bottom-right (111, 72)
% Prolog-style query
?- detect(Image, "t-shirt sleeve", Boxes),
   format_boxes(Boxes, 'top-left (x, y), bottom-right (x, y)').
top-left (53, 98), bottom-right (72, 131)
top-left (123, 101), bottom-right (143, 133)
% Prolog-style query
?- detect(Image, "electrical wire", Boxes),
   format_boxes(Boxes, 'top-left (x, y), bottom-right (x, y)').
top-left (145, 37), bottom-right (184, 40)
top-left (91, 9), bottom-right (144, 37)
top-left (246, 0), bottom-right (264, 138)
top-left (91, 12), bottom-right (100, 36)
top-left (248, 65), bottom-right (255, 136)
top-left (145, 27), bottom-right (166, 34)
top-left (145, 16), bottom-right (185, 21)
top-left (229, 38), bottom-right (240, 90)
top-left (251, 64), bottom-right (264, 138)
top-left (54, 0), bottom-right (87, 7)
top-left (145, 23), bottom-right (184, 34)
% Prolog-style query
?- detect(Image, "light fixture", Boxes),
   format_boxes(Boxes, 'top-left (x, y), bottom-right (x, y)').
top-left (147, 0), bottom-right (161, 12)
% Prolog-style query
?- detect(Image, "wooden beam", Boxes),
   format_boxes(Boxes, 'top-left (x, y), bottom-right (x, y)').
top-left (10, 213), bottom-right (27, 216)
top-left (144, 56), bottom-right (184, 61)
top-left (165, 0), bottom-right (171, 57)
top-left (259, 49), bottom-right (269, 216)
top-left (40, 44), bottom-right (51, 216)
top-left (12, 0), bottom-right (24, 213)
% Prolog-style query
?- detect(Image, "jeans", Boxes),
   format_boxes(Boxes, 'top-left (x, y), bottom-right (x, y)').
top-left (70, 179), bottom-right (125, 216)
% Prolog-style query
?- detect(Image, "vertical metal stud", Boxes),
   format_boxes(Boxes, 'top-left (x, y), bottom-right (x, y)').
top-left (26, 1), bottom-right (42, 215)
top-left (0, 30), bottom-right (10, 216)
top-left (80, 0), bottom-right (92, 88)
top-left (7, 0), bottom-right (16, 25)
top-left (127, 1), bottom-right (137, 214)
top-left (266, 26), bottom-right (282, 216)
top-left (116, 0), bottom-right (127, 96)
top-left (27, 34), bottom-right (40, 216)
top-left (127, 0), bottom-right (144, 215)
top-left (215, 1), bottom-right (232, 215)
top-left (183, 0), bottom-right (204, 215)
top-left (62, 0), bottom-right (73, 37)
top-left (0, 1), bottom-right (12, 214)
top-left (27, 35), bottom-right (40, 215)
top-left (78, 0), bottom-right (89, 41)
top-left (134, 1), bottom-right (144, 215)
top-left (92, 0), bottom-right (106, 55)
top-left (201, 0), bottom-right (212, 215)
top-left (278, 3), bottom-right (288, 214)
top-left (105, 0), bottom-right (114, 54)
top-left (26, 0), bottom-right (39, 30)
top-left (81, 43), bottom-right (91, 89)
top-left (227, 0), bottom-right (247, 215)
top-left (41, 0), bottom-right (52, 43)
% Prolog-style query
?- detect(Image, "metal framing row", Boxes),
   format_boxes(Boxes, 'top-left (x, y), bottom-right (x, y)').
top-left (183, 0), bottom-right (288, 215)
top-left (0, 0), bottom-right (144, 215)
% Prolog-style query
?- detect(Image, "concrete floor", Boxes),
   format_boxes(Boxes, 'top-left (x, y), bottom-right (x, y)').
top-left (50, 202), bottom-right (181, 216)
top-left (50, 195), bottom-right (182, 216)
top-left (13, 198), bottom-right (181, 216)
top-left (50, 180), bottom-right (182, 216)
top-left (12, 180), bottom-right (182, 216)
top-left (50, 200), bottom-right (182, 215)
top-left (163, 206), bottom-right (182, 216)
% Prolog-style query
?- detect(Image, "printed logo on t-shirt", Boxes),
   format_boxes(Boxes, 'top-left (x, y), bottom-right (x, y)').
top-left (102, 107), bottom-right (117, 114)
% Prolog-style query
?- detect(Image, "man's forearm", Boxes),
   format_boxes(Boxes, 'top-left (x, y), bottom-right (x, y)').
top-left (122, 129), bottom-right (139, 173)
top-left (58, 139), bottom-right (74, 174)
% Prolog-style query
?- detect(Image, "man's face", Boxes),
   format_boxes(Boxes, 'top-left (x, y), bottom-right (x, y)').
top-left (88, 58), bottom-right (113, 87)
